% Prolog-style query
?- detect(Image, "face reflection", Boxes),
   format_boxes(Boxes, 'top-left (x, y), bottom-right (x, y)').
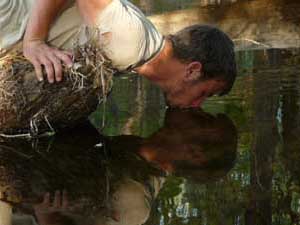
top-left (139, 109), bottom-right (238, 176)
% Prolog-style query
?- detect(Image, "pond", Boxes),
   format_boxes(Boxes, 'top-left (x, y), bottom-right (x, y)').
top-left (1, 0), bottom-right (300, 225)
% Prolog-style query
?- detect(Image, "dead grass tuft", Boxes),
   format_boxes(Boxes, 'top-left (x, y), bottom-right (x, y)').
top-left (0, 38), bottom-right (115, 138)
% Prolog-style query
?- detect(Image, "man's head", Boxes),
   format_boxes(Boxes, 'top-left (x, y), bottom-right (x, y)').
top-left (160, 25), bottom-right (236, 108)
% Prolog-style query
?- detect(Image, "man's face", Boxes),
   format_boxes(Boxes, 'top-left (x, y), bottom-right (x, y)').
top-left (164, 77), bottom-right (226, 108)
top-left (158, 57), bottom-right (226, 108)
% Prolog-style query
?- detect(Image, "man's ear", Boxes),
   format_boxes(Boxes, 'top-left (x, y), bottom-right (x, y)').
top-left (184, 62), bottom-right (203, 82)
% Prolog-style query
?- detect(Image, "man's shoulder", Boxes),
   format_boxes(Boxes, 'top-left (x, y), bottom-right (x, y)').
top-left (96, 0), bottom-right (163, 71)
top-left (98, 0), bottom-right (153, 26)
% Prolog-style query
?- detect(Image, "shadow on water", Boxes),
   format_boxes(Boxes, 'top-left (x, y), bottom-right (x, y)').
top-left (0, 109), bottom-right (237, 225)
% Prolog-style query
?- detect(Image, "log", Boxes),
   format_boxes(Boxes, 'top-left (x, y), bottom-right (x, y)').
top-left (0, 42), bottom-right (114, 137)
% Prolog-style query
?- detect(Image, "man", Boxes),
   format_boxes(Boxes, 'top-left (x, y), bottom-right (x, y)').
top-left (0, 0), bottom-right (236, 108)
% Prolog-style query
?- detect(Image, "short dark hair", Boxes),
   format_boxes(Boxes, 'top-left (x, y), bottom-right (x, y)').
top-left (168, 24), bottom-right (237, 95)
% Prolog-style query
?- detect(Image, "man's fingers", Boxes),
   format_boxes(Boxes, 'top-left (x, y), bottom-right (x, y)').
top-left (43, 192), bottom-right (51, 205)
top-left (64, 50), bottom-right (73, 57)
top-left (32, 59), bottom-right (43, 82)
top-left (54, 50), bottom-right (73, 68)
top-left (53, 190), bottom-right (61, 208)
top-left (23, 42), bottom-right (70, 83)
top-left (53, 61), bottom-right (63, 82)
top-left (62, 190), bottom-right (69, 209)
top-left (60, 50), bottom-right (73, 59)
top-left (48, 55), bottom-right (63, 82)
top-left (43, 58), bottom-right (55, 83)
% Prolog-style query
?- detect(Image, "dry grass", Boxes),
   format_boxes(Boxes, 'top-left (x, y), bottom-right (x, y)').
top-left (0, 39), bottom-right (115, 138)
top-left (0, 53), bottom-right (24, 112)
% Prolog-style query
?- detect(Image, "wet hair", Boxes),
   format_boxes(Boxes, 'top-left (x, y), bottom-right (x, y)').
top-left (168, 24), bottom-right (237, 95)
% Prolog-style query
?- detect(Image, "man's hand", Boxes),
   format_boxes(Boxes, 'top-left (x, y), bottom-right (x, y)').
top-left (34, 191), bottom-right (70, 225)
top-left (23, 40), bottom-right (73, 83)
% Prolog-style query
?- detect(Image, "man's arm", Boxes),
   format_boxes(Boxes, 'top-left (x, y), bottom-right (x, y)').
top-left (76, 0), bottom-right (112, 26)
top-left (23, 0), bottom-right (72, 83)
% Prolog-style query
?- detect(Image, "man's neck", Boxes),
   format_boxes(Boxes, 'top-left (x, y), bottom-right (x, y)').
top-left (135, 40), bottom-right (174, 84)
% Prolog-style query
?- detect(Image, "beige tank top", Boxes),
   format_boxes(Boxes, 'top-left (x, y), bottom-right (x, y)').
top-left (0, 0), bottom-right (33, 49)
top-left (0, 0), bottom-right (164, 71)
top-left (95, 0), bottom-right (164, 71)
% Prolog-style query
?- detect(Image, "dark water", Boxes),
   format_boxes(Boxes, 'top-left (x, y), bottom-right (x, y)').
top-left (1, 1), bottom-right (300, 225)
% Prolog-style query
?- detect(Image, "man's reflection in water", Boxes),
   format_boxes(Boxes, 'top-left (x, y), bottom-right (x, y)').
top-left (0, 109), bottom-right (237, 225)
top-left (138, 109), bottom-right (237, 182)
